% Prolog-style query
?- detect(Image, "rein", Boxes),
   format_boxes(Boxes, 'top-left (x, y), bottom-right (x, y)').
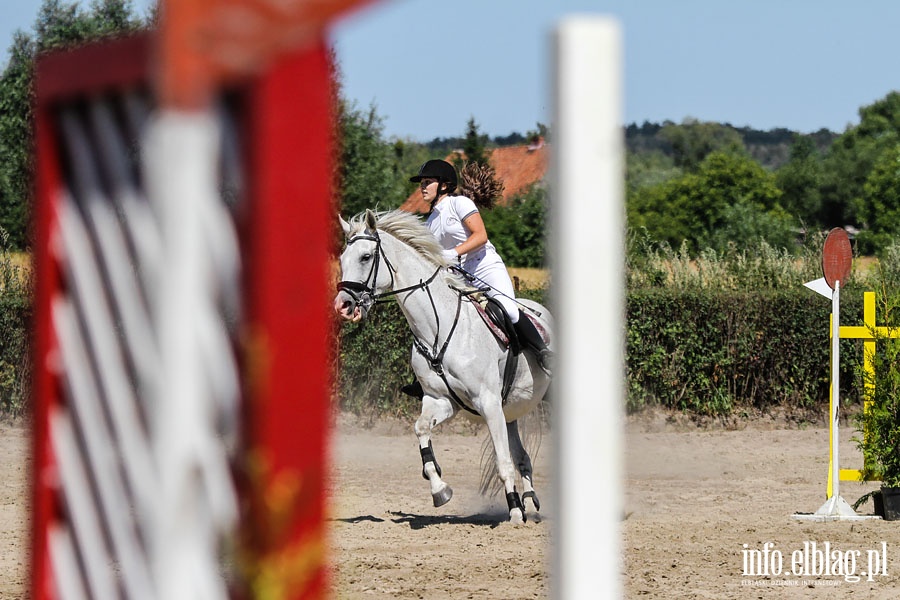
top-left (336, 232), bottom-right (391, 313)
top-left (337, 229), bottom-right (479, 415)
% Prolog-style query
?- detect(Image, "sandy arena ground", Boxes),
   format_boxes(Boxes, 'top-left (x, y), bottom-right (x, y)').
top-left (2, 412), bottom-right (900, 599)
top-left (0, 423), bottom-right (29, 599)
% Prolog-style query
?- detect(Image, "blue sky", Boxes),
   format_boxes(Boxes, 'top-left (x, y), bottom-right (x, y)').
top-left (3, 0), bottom-right (900, 142)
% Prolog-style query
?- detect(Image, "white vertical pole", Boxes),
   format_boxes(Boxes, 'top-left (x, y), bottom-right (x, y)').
top-left (831, 281), bottom-right (840, 501)
top-left (793, 276), bottom-right (871, 520)
top-left (552, 16), bottom-right (624, 599)
top-left (145, 110), bottom-right (233, 600)
top-left (148, 111), bottom-right (208, 600)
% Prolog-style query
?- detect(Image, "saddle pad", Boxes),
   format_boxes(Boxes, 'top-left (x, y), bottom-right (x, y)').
top-left (473, 301), bottom-right (509, 347)
top-left (530, 314), bottom-right (550, 345)
top-left (472, 300), bottom-right (549, 346)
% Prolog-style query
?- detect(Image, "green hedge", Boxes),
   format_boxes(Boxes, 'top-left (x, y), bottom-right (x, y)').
top-left (627, 288), bottom-right (864, 415)
top-left (0, 269), bottom-right (873, 421)
top-left (336, 285), bottom-right (865, 418)
top-left (336, 300), bottom-right (417, 417)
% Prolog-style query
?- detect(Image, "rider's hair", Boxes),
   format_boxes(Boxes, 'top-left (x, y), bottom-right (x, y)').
top-left (457, 161), bottom-right (505, 210)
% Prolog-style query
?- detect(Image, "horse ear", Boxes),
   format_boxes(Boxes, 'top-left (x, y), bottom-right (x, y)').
top-left (339, 214), bottom-right (351, 236)
top-left (364, 209), bottom-right (377, 232)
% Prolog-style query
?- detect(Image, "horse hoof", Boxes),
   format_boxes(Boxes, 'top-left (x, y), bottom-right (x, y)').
top-left (523, 491), bottom-right (541, 512)
top-left (509, 507), bottom-right (526, 525)
top-left (432, 485), bottom-right (453, 507)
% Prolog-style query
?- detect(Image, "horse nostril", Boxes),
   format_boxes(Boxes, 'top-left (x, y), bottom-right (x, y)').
top-left (335, 294), bottom-right (353, 316)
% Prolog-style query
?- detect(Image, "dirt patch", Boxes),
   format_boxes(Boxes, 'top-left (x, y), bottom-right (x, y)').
top-left (623, 418), bottom-right (895, 598)
top-left (329, 414), bottom-right (551, 599)
top-left (4, 412), bottom-right (899, 598)
top-left (0, 421), bottom-right (30, 599)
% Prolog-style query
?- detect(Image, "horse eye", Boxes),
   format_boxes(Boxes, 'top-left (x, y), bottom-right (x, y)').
top-left (361, 253), bottom-right (372, 262)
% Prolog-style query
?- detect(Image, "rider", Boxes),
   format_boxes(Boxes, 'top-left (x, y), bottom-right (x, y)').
top-left (409, 158), bottom-right (552, 374)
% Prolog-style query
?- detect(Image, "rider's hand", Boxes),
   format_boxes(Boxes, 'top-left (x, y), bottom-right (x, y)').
top-left (442, 248), bottom-right (459, 263)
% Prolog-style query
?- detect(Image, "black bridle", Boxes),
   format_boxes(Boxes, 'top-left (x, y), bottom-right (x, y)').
top-left (336, 230), bottom-right (445, 308)
top-left (336, 231), bottom-right (392, 316)
top-left (336, 229), bottom-right (479, 415)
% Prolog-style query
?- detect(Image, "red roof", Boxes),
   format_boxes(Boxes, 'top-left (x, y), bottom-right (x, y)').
top-left (399, 141), bottom-right (549, 214)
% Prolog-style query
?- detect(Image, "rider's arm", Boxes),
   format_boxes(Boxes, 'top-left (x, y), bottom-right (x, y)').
top-left (453, 211), bottom-right (488, 256)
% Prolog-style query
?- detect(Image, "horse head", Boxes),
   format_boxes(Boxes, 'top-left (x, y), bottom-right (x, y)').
top-left (334, 209), bottom-right (394, 322)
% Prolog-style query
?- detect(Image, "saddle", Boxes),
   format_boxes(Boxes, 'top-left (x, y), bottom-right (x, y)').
top-left (472, 296), bottom-right (550, 349)
top-left (470, 296), bottom-right (549, 401)
top-left (478, 297), bottom-right (521, 354)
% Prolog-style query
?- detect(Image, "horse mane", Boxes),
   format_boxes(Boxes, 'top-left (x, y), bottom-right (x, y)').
top-left (347, 209), bottom-right (469, 287)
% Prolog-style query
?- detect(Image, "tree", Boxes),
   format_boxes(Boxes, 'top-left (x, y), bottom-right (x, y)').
top-left (775, 135), bottom-right (824, 225)
top-left (0, 0), bottom-right (145, 249)
top-left (0, 32), bottom-right (35, 249)
top-left (33, 0), bottom-right (139, 52)
top-left (525, 122), bottom-right (549, 144)
top-left (458, 116), bottom-right (489, 167)
top-left (626, 150), bottom-right (680, 199)
top-left (390, 138), bottom-right (432, 200)
top-left (629, 151), bottom-right (791, 253)
top-left (34, 0), bottom-right (91, 50)
top-left (854, 144), bottom-right (900, 254)
top-left (481, 183), bottom-right (548, 268)
top-left (87, 0), bottom-right (143, 37)
top-left (659, 118), bottom-right (745, 172)
top-left (819, 92), bottom-right (900, 228)
top-left (336, 101), bottom-right (407, 216)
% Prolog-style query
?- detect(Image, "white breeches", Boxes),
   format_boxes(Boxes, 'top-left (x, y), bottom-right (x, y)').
top-left (467, 256), bottom-right (519, 323)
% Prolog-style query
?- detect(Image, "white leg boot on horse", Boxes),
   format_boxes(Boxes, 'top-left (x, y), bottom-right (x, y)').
top-left (507, 420), bottom-right (540, 514)
top-left (481, 401), bottom-right (527, 525)
top-left (415, 395), bottom-right (456, 507)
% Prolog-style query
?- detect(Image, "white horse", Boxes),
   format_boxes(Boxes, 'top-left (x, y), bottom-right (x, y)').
top-left (334, 209), bottom-right (553, 524)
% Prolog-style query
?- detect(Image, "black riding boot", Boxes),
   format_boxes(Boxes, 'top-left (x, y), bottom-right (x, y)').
top-left (400, 378), bottom-right (424, 400)
top-left (513, 311), bottom-right (553, 375)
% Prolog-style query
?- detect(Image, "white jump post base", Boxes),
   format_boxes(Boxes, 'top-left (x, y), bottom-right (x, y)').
top-left (793, 279), bottom-right (879, 522)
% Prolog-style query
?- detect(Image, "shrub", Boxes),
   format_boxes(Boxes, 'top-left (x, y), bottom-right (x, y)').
top-left (626, 288), bottom-right (863, 415)
top-left (0, 234), bottom-right (31, 417)
top-left (336, 301), bottom-right (416, 418)
top-left (854, 335), bottom-right (900, 487)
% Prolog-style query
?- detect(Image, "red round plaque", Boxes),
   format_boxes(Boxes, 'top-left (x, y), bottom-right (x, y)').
top-left (822, 227), bottom-right (852, 289)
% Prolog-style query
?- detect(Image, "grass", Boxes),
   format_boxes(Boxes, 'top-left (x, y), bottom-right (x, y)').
top-left (0, 252), bottom-right (30, 291)
top-left (8, 252), bottom-right (29, 269)
top-left (508, 267), bottom-right (549, 290)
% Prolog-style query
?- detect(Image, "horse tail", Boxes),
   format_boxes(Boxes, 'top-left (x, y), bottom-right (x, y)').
top-left (477, 404), bottom-right (547, 498)
top-left (478, 435), bottom-right (500, 498)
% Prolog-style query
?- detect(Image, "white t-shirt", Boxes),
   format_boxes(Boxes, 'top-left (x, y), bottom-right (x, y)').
top-left (425, 195), bottom-right (501, 271)
top-left (425, 194), bottom-right (518, 319)
top-left (425, 196), bottom-right (488, 261)
top-left (426, 195), bottom-right (476, 245)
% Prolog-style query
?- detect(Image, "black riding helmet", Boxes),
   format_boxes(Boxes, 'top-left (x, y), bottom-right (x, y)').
top-left (410, 159), bottom-right (458, 194)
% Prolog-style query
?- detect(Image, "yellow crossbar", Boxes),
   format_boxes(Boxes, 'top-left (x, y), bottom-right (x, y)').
top-left (829, 292), bottom-right (893, 493)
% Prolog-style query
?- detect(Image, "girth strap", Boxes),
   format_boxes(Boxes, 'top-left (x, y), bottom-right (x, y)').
top-left (410, 288), bottom-right (480, 416)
